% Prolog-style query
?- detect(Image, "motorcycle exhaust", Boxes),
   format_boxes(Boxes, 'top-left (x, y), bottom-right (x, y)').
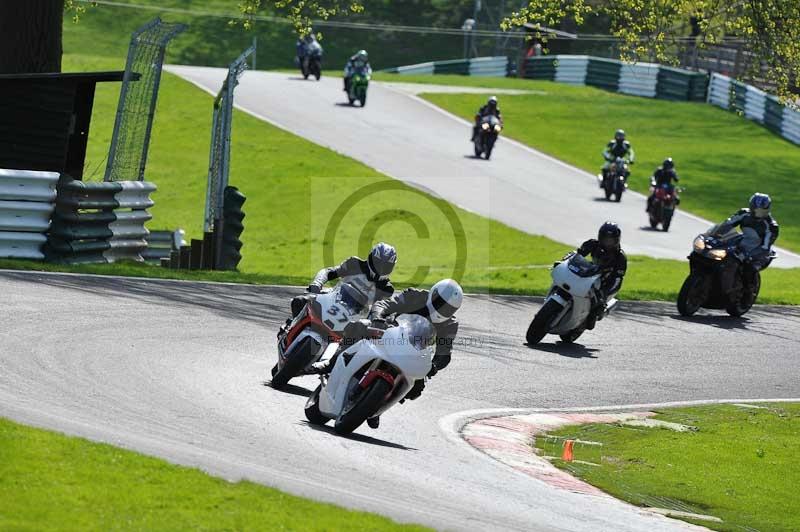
top-left (604, 297), bottom-right (619, 315)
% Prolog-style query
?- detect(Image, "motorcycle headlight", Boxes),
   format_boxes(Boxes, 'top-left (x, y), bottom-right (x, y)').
top-left (494, 124), bottom-right (502, 132)
top-left (481, 123), bottom-right (490, 130)
top-left (693, 236), bottom-right (706, 252)
top-left (708, 248), bottom-right (727, 260)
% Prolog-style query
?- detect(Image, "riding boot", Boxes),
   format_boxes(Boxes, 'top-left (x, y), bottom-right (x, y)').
top-left (367, 416), bottom-right (380, 429)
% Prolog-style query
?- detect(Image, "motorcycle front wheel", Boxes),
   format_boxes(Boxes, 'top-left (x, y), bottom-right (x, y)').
top-left (677, 273), bottom-right (707, 317)
top-left (334, 378), bottom-right (391, 435)
top-left (663, 210), bottom-right (674, 232)
top-left (305, 384), bottom-right (328, 425)
top-left (526, 299), bottom-right (563, 345)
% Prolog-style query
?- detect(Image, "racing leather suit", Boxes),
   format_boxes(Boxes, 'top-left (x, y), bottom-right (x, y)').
top-left (602, 140), bottom-right (635, 176)
top-left (370, 288), bottom-right (459, 400)
top-left (577, 239), bottom-right (627, 329)
top-left (718, 209), bottom-right (779, 291)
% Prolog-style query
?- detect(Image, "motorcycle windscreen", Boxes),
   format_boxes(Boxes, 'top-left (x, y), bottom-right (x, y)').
top-left (335, 283), bottom-right (369, 314)
top-left (396, 314), bottom-right (436, 351)
top-left (567, 254), bottom-right (600, 278)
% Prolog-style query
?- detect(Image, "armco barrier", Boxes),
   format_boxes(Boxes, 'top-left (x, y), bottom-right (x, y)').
top-left (142, 229), bottom-right (185, 264)
top-left (655, 67), bottom-right (708, 101)
top-left (618, 62), bottom-right (658, 98)
top-left (586, 57), bottom-right (621, 92)
top-left (468, 56), bottom-right (509, 77)
top-left (554, 56), bottom-right (588, 85)
top-left (0, 169), bottom-right (58, 260)
top-left (707, 72), bottom-right (800, 146)
top-left (521, 56), bottom-right (556, 80)
top-left (45, 176), bottom-right (155, 264)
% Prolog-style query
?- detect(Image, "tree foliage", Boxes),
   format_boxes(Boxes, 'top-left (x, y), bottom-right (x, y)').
top-left (238, 0), bottom-right (364, 35)
top-left (503, 0), bottom-right (800, 100)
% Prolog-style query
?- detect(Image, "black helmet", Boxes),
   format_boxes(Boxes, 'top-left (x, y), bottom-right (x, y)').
top-left (368, 242), bottom-right (397, 278)
top-left (614, 129), bottom-right (626, 142)
top-left (663, 157), bottom-right (674, 170)
top-left (749, 193), bottom-right (772, 219)
top-left (487, 96), bottom-right (498, 109)
top-left (598, 222), bottom-right (621, 251)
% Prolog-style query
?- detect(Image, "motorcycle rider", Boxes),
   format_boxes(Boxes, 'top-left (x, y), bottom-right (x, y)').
top-left (717, 193), bottom-right (779, 290)
top-left (343, 49), bottom-right (371, 94)
top-left (577, 222), bottom-right (627, 330)
top-left (601, 129), bottom-right (635, 185)
top-left (296, 33), bottom-right (322, 70)
top-left (646, 157), bottom-right (680, 212)
top-left (472, 96), bottom-right (502, 141)
top-left (306, 279), bottom-right (463, 429)
top-left (289, 242), bottom-right (397, 318)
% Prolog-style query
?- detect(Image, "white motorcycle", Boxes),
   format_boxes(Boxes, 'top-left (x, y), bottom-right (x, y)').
top-left (525, 252), bottom-right (618, 345)
top-left (304, 314), bottom-right (435, 435)
top-left (272, 282), bottom-right (369, 389)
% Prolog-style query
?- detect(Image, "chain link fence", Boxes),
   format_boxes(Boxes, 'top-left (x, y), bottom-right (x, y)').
top-left (104, 18), bottom-right (186, 182)
top-left (204, 45), bottom-right (255, 233)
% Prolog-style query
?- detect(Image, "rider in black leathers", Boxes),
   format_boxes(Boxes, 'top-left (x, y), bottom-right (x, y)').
top-left (577, 222), bottom-right (627, 330)
top-left (647, 157), bottom-right (680, 212)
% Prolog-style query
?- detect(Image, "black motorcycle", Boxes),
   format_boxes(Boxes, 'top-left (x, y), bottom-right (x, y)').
top-left (677, 225), bottom-right (774, 317)
top-left (598, 156), bottom-right (629, 202)
top-left (300, 42), bottom-right (323, 80)
top-left (474, 115), bottom-right (502, 160)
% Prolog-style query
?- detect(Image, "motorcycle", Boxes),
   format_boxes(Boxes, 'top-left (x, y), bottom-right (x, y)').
top-left (348, 66), bottom-right (370, 107)
top-left (648, 180), bottom-right (682, 232)
top-left (272, 282), bottom-right (369, 389)
top-left (597, 156), bottom-right (629, 202)
top-left (297, 41), bottom-right (323, 80)
top-left (304, 314), bottom-right (435, 435)
top-left (473, 115), bottom-right (502, 160)
top-left (677, 224), bottom-right (775, 317)
top-left (526, 252), bottom-right (618, 345)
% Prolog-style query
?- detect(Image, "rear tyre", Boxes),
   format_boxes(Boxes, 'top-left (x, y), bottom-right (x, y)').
top-left (663, 211), bottom-right (673, 232)
top-left (559, 327), bottom-right (584, 344)
top-left (348, 97), bottom-right (355, 105)
top-left (334, 379), bottom-right (391, 435)
top-left (474, 144), bottom-right (482, 158)
top-left (305, 384), bottom-right (328, 425)
top-left (677, 273), bottom-right (706, 317)
top-left (604, 188), bottom-right (612, 201)
top-left (614, 191), bottom-right (622, 202)
top-left (271, 337), bottom-right (321, 390)
top-left (649, 216), bottom-right (658, 229)
top-left (726, 271), bottom-right (760, 317)
top-left (526, 299), bottom-right (563, 345)
top-left (271, 363), bottom-right (278, 377)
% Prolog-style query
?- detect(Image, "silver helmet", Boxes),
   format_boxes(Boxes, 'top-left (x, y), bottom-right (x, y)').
top-left (427, 279), bottom-right (463, 324)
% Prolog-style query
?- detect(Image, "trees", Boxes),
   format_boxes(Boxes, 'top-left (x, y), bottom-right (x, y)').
top-left (503, 0), bottom-right (800, 100)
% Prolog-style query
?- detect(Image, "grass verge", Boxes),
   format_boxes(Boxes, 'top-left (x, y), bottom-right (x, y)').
top-left (0, 56), bottom-right (781, 305)
top-left (534, 403), bottom-right (800, 531)
top-left (373, 73), bottom-right (800, 252)
top-left (0, 417), bottom-right (427, 531)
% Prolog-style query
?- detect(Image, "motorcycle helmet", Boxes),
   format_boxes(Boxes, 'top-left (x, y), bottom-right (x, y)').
top-left (356, 49), bottom-right (368, 61)
top-left (749, 193), bottom-right (772, 219)
top-left (487, 96), bottom-right (498, 110)
top-left (367, 242), bottom-right (397, 278)
top-left (662, 157), bottom-right (674, 170)
top-left (427, 279), bottom-right (463, 324)
top-left (598, 221), bottom-right (621, 252)
top-left (614, 129), bottom-right (626, 142)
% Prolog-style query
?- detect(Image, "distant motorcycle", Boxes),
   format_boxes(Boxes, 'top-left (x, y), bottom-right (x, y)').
top-left (677, 224), bottom-right (775, 317)
top-left (474, 115), bottom-right (502, 160)
top-left (298, 41), bottom-right (323, 80)
top-left (304, 314), bottom-right (435, 435)
top-left (272, 282), bottom-right (369, 389)
top-left (526, 252), bottom-right (617, 345)
top-left (648, 180), bottom-right (682, 232)
top-left (597, 156), bottom-right (629, 202)
top-left (348, 66), bottom-right (370, 107)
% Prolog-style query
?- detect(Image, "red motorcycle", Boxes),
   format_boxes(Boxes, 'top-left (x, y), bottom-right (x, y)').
top-left (648, 180), bottom-right (681, 232)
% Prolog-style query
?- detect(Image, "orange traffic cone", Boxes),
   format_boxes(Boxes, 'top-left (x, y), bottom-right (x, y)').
top-left (562, 439), bottom-right (575, 462)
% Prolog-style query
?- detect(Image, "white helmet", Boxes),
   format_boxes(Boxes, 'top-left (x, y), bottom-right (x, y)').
top-left (427, 279), bottom-right (463, 323)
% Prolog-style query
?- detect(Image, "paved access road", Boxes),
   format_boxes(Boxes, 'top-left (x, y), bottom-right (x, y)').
top-left (165, 66), bottom-right (800, 268)
top-left (2, 271), bottom-right (799, 531)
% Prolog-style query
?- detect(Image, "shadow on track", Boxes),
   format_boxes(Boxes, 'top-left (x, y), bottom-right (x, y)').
top-left (670, 314), bottom-right (752, 331)
top-left (333, 102), bottom-right (360, 108)
top-left (301, 421), bottom-right (418, 451)
top-left (525, 341), bottom-right (599, 359)
top-left (262, 381), bottom-right (314, 398)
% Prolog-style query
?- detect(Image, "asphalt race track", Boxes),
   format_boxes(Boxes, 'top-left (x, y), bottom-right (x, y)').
top-left (2, 271), bottom-right (799, 530)
top-left (165, 66), bottom-right (800, 268)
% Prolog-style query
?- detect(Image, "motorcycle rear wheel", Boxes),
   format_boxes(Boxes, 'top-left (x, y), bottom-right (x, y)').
top-left (271, 336), bottom-right (320, 390)
top-left (526, 299), bottom-right (562, 345)
top-left (649, 216), bottom-right (659, 229)
top-left (305, 384), bottom-right (328, 425)
top-left (334, 379), bottom-right (391, 435)
top-left (726, 271), bottom-right (760, 317)
top-left (663, 210), bottom-right (673, 232)
top-left (474, 144), bottom-right (482, 157)
top-left (677, 273), bottom-right (706, 317)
